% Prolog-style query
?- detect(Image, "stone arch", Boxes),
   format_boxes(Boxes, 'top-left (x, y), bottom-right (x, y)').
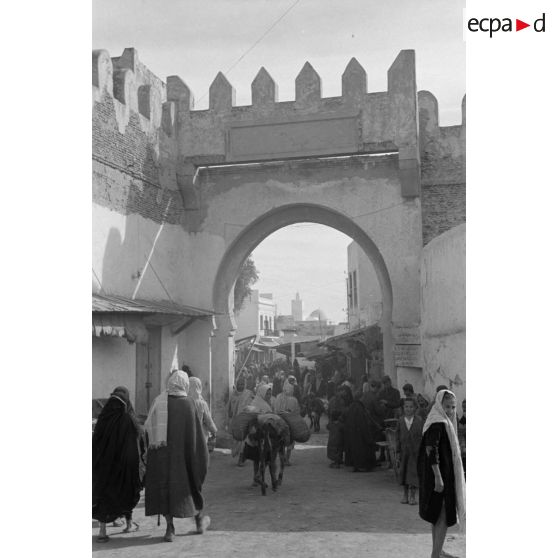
top-left (213, 203), bottom-right (393, 325)
top-left (210, 203), bottom-right (396, 413)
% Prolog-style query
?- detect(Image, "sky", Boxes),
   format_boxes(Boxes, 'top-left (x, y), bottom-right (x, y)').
top-left (93, 0), bottom-right (465, 124)
top-left (251, 224), bottom-right (354, 323)
top-left (92, 0), bottom-right (465, 324)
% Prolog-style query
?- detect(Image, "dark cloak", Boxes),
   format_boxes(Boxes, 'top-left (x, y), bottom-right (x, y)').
top-left (417, 422), bottom-right (457, 527)
top-left (92, 394), bottom-right (144, 523)
top-left (343, 400), bottom-right (380, 470)
top-left (144, 395), bottom-right (209, 517)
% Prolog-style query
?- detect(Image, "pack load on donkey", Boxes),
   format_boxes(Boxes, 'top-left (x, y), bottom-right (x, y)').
top-left (231, 411), bottom-right (301, 495)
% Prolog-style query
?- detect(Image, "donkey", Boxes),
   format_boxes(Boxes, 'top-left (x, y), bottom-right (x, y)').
top-left (245, 421), bottom-right (288, 495)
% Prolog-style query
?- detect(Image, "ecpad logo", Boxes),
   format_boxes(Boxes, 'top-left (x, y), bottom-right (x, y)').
top-left (468, 13), bottom-right (546, 37)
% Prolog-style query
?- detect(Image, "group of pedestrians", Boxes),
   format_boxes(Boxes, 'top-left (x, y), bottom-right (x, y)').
top-left (324, 374), bottom-right (466, 558)
top-left (92, 368), bottom-right (213, 543)
top-left (93, 362), bottom-right (465, 557)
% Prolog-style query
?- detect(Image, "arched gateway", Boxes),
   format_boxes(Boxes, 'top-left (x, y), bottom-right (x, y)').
top-left (92, 47), bottom-right (465, 437)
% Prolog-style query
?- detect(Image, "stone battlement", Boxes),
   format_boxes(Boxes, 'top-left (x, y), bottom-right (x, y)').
top-left (93, 47), bottom-right (465, 200)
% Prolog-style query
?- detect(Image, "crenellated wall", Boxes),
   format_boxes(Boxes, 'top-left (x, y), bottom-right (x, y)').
top-left (418, 91), bottom-right (466, 245)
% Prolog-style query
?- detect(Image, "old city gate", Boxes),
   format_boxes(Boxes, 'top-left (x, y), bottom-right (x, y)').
top-left (93, 48), bottom-right (465, 429)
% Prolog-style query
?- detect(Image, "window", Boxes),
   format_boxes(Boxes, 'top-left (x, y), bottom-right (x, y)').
top-left (260, 315), bottom-right (264, 330)
top-left (353, 270), bottom-right (358, 307)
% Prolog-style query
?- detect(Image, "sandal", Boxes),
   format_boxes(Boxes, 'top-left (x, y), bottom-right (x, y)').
top-left (96, 535), bottom-right (109, 543)
top-left (123, 521), bottom-right (139, 533)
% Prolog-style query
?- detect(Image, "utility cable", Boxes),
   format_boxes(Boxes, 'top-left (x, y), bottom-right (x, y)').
top-left (92, 267), bottom-right (105, 293)
top-left (197, 0), bottom-right (303, 105)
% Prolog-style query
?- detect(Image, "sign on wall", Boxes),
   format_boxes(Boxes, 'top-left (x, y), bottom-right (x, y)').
top-left (393, 326), bottom-right (421, 345)
top-left (394, 343), bottom-right (422, 368)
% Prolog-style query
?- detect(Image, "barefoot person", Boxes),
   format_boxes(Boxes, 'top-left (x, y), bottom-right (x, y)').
top-left (144, 370), bottom-right (210, 542)
top-left (92, 386), bottom-right (145, 542)
top-left (418, 389), bottom-right (466, 558)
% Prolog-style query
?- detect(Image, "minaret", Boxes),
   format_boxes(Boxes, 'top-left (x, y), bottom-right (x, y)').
top-left (291, 292), bottom-right (303, 322)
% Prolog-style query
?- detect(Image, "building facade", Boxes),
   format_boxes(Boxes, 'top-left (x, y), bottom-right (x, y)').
top-left (234, 290), bottom-right (277, 339)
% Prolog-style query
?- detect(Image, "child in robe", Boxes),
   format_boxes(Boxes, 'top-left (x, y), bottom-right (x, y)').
top-left (395, 398), bottom-right (424, 504)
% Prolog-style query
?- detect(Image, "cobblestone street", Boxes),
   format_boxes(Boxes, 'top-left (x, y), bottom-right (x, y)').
top-left (92, 428), bottom-right (465, 557)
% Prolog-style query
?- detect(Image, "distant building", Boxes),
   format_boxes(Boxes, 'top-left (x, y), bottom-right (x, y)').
top-left (234, 289), bottom-right (277, 339)
top-left (291, 292), bottom-right (303, 322)
top-left (276, 314), bottom-right (295, 333)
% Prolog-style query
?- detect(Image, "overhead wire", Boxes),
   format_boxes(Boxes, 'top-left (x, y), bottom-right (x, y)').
top-left (196, 0), bottom-right (303, 105)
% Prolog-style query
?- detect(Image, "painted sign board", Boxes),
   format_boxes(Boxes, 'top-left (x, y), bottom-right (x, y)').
top-left (394, 343), bottom-right (422, 368)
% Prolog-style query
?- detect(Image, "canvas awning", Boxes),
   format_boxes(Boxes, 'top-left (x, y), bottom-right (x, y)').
top-left (92, 313), bottom-right (150, 344)
top-left (318, 324), bottom-right (382, 357)
top-left (92, 293), bottom-right (216, 342)
top-left (93, 293), bottom-right (215, 317)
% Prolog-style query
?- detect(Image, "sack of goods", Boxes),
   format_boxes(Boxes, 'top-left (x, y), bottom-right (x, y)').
top-left (231, 411), bottom-right (258, 441)
top-left (257, 413), bottom-right (291, 443)
top-left (279, 411), bottom-right (311, 443)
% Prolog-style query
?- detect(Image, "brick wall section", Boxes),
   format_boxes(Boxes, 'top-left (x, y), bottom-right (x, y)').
top-left (419, 123), bottom-right (466, 246)
top-left (93, 92), bottom-right (159, 183)
top-left (421, 183), bottom-right (466, 245)
top-left (93, 163), bottom-right (184, 225)
top-left (93, 92), bottom-right (184, 225)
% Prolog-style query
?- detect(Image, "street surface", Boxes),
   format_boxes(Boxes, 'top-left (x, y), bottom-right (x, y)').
top-left (92, 425), bottom-right (465, 557)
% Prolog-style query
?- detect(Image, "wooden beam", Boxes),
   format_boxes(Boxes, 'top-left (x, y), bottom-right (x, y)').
top-left (172, 316), bottom-right (201, 336)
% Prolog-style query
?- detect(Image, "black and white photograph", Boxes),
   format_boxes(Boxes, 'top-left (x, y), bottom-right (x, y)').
top-left (5, 0), bottom-right (557, 557)
top-left (91, 1), bottom-right (466, 556)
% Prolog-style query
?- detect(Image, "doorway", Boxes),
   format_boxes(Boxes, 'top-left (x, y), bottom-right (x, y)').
top-left (135, 326), bottom-right (161, 419)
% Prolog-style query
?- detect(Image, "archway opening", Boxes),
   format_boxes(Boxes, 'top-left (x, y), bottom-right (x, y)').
top-left (212, 203), bottom-right (395, 401)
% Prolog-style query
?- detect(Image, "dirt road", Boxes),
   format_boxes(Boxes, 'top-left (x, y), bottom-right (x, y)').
top-left (92, 427), bottom-right (465, 557)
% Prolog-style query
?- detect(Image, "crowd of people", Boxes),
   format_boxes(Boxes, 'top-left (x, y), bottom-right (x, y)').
top-left (93, 359), bottom-right (466, 557)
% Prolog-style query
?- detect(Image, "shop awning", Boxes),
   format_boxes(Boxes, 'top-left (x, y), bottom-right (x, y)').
top-left (93, 293), bottom-right (216, 342)
top-left (273, 336), bottom-right (323, 357)
top-left (92, 313), bottom-right (150, 344)
top-left (93, 293), bottom-right (215, 317)
top-left (319, 324), bottom-right (382, 354)
top-left (235, 334), bottom-right (279, 349)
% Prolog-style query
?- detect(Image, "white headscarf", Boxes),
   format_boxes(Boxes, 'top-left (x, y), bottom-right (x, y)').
top-left (188, 376), bottom-right (206, 421)
top-left (423, 389), bottom-right (466, 528)
top-left (273, 379), bottom-right (298, 413)
top-left (251, 383), bottom-right (273, 413)
top-left (144, 370), bottom-right (190, 449)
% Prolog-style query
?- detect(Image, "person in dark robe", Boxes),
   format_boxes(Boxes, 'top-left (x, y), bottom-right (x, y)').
top-left (272, 370), bottom-right (285, 398)
top-left (92, 386), bottom-right (145, 542)
top-left (417, 389), bottom-right (466, 558)
top-left (144, 370), bottom-right (210, 542)
top-left (361, 380), bottom-right (386, 426)
top-left (314, 370), bottom-right (327, 398)
top-left (378, 376), bottom-right (401, 419)
top-left (361, 380), bottom-right (387, 462)
top-left (327, 385), bottom-right (349, 427)
top-left (343, 398), bottom-right (380, 472)
top-left (326, 410), bottom-right (345, 468)
top-left (416, 393), bottom-right (430, 420)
